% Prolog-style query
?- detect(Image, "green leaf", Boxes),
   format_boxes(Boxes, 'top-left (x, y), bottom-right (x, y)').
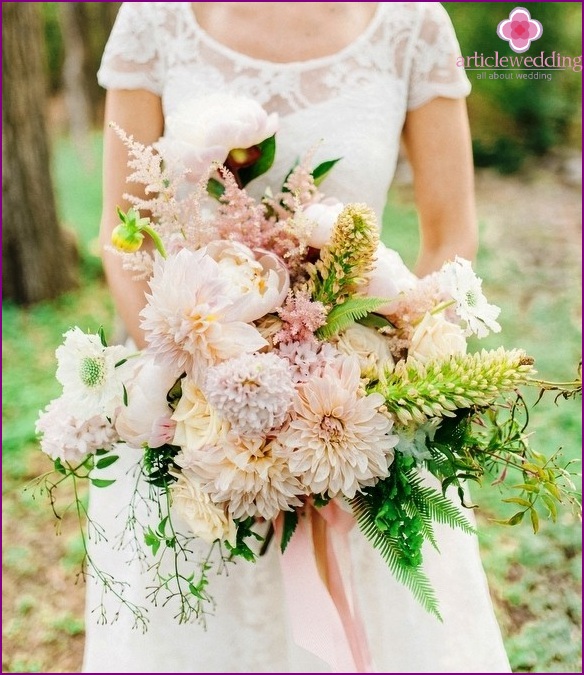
top-left (512, 483), bottom-right (540, 493)
top-left (543, 481), bottom-right (562, 500)
top-left (530, 508), bottom-right (540, 534)
top-left (122, 383), bottom-right (128, 407)
top-left (508, 511), bottom-right (525, 525)
top-left (358, 313), bottom-right (395, 330)
top-left (54, 458), bottom-right (68, 475)
top-left (237, 135), bottom-right (276, 187)
top-left (317, 297), bottom-right (392, 339)
top-left (95, 455), bottom-right (119, 470)
top-left (114, 357), bottom-right (128, 368)
top-left (280, 511), bottom-right (299, 553)
top-left (157, 516), bottom-right (169, 537)
top-left (90, 478), bottom-right (116, 488)
top-left (502, 497), bottom-right (532, 508)
top-left (98, 326), bottom-right (108, 348)
top-left (206, 177), bottom-right (225, 200)
top-left (188, 580), bottom-right (208, 600)
top-left (144, 527), bottom-right (161, 556)
top-left (311, 157), bottom-right (342, 186)
top-left (541, 494), bottom-right (558, 521)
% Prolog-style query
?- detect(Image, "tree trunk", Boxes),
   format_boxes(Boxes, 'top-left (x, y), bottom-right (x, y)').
top-left (2, 2), bottom-right (78, 304)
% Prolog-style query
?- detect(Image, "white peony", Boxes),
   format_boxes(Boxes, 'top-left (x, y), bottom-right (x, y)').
top-left (140, 248), bottom-right (268, 385)
top-left (334, 323), bottom-right (394, 378)
top-left (364, 243), bottom-right (418, 315)
top-left (115, 357), bottom-right (178, 448)
top-left (157, 94), bottom-right (279, 180)
top-left (171, 469), bottom-right (237, 546)
top-left (303, 200), bottom-right (345, 248)
top-left (409, 312), bottom-right (468, 365)
top-left (205, 240), bottom-right (289, 323)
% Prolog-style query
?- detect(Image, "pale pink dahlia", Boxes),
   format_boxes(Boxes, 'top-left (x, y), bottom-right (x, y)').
top-left (36, 397), bottom-right (119, 463)
top-left (188, 435), bottom-right (305, 520)
top-left (204, 353), bottom-right (295, 436)
top-left (279, 356), bottom-right (398, 498)
top-left (140, 248), bottom-right (267, 384)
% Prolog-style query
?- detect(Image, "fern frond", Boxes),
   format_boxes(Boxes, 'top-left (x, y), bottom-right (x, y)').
top-left (350, 493), bottom-right (442, 620)
top-left (407, 473), bottom-right (476, 536)
top-left (317, 297), bottom-right (391, 339)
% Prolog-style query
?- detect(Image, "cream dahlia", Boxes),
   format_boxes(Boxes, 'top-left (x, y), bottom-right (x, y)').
top-left (188, 435), bottom-right (305, 520)
top-left (140, 248), bottom-right (268, 384)
top-left (279, 356), bottom-right (398, 498)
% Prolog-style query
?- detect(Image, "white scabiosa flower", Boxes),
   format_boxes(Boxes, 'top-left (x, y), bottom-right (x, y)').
top-left (55, 328), bottom-right (132, 418)
top-left (204, 352), bottom-right (295, 437)
top-left (279, 355), bottom-right (398, 498)
top-left (36, 397), bottom-right (118, 463)
top-left (440, 257), bottom-right (501, 338)
top-left (189, 435), bottom-right (305, 520)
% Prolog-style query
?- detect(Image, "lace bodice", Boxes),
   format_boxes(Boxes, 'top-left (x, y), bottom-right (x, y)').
top-left (98, 2), bottom-right (470, 220)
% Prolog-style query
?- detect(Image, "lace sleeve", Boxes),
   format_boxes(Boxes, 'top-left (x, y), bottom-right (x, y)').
top-left (407, 3), bottom-right (471, 110)
top-left (97, 2), bottom-right (165, 95)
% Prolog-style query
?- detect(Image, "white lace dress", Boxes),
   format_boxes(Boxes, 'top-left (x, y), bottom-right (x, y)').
top-left (85, 3), bottom-right (512, 672)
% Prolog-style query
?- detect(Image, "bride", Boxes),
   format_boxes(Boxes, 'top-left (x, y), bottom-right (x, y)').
top-left (85, 3), bottom-right (511, 672)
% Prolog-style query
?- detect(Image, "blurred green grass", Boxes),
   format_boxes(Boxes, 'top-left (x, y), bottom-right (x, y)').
top-left (2, 135), bottom-right (581, 673)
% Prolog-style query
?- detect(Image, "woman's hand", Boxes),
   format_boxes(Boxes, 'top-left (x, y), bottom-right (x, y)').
top-left (402, 97), bottom-right (478, 276)
top-left (99, 89), bottom-right (164, 348)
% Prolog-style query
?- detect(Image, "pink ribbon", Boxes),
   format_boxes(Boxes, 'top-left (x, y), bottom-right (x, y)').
top-left (274, 501), bottom-right (374, 672)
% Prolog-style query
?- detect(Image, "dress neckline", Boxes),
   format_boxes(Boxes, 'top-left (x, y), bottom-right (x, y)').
top-left (184, 3), bottom-right (385, 70)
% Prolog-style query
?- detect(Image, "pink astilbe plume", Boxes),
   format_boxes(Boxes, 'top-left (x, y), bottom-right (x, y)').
top-left (214, 169), bottom-right (269, 250)
top-left (275, 290), bottom-right (327, 344)
top-left (113, 124), bottom-right (219, 252)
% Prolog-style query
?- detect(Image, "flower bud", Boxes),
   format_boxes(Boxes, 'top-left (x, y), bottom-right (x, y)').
top-left (111, 222), bottom-right (144, 252)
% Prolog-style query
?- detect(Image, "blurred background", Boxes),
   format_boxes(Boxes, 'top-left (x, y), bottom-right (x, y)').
top-left (2, 3), bottom-right (581, 672)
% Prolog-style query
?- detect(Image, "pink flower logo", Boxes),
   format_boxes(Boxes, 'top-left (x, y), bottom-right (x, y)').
top-left (497, 7), bottom-right (543, 53)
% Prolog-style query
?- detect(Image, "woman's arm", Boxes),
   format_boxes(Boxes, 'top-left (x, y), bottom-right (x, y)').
top-left (99, 89), bottom-right (164, 348)
top-left (402, 97), bottom-right (478, 276)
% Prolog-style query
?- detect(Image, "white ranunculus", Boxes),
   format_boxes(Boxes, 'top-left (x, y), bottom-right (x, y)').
top-left (409, 312), bottom-right (468, 365)
top-left (171, 469), bottom-right (237, 546)
top-left (365, 243), bottom-right (418, 315)
top-left (334, 323), bottom-right (394, 378)
top-left (115, 358), bottom-right (178, 448)
top-left (205, 240), bottom-right (289, 323)
top-left (157, 94), bottom-right (279, 180)
top-left (303, 200), bottom-right (345, 248)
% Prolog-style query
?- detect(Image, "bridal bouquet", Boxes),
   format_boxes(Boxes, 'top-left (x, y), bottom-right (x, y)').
top-left (36, 95), bottom-right (580, 651)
